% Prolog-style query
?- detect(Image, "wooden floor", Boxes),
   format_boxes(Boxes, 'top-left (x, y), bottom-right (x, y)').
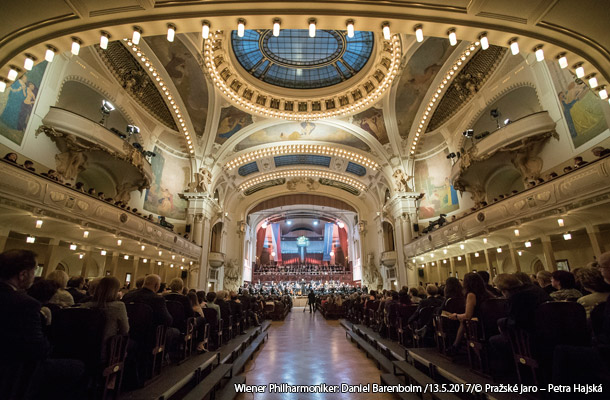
top-left (236, 307), bottom-right (395, 400)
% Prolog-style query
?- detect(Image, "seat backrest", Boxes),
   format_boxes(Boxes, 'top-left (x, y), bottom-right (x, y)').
top-left (590, 301), bottom-right (606, 338)
top-left (50, 308), bottom-right (105, 368)
top-left (479, 298), bottom-right (509, 338)
top-left (534, 301), bottom-right (589, 352)
top-left (165, 300), bottom-right (187, 332)
top-left (415, 306), bottom-right (436, 327)
top-left (124, 302), bottom-right (154, 343)
top-left (444, 297), bottom-right (465, 314)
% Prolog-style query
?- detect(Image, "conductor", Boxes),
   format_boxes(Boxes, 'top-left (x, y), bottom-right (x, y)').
top-left (308, 289), bottom-right (316, 313)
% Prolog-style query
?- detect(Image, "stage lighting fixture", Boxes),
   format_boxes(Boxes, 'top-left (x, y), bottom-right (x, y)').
top-left (126, 125), bottom-right (140, 135)
top-left (446, 153), bottom-right (456, 159)
top-left (462, 129), bottom-right (474, 138)
top-left (286, 220), bottom-right (292, 225)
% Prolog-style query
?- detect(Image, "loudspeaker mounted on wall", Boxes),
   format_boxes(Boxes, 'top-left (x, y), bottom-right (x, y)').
top-left (185, 224), bottom-right (191, 233)
top-left (181, 270), bottom-right (188, 279)
top-left (413, 223), bottom-right (419, 232)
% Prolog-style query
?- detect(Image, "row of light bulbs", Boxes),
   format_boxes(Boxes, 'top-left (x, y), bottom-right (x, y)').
top-left (414, 218), bottom-right (571, 263)
top-left (238, 169), bottom-right (367, 191)
top-left (204, 29), bottom-right (401, 121)
top-left (225, 144), bottom-right (380, 171)
top-left (30, 218), bottom-right (194, 264)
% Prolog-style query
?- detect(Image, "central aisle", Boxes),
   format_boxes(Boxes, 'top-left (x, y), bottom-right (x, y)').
top-left (236, 307), bottom-right (395, 400)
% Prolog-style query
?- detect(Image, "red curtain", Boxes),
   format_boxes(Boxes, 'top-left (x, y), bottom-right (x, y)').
top-left (338, 227), bottom-right (348, 266)
top-left (256, 226), bottom-right (266, 260)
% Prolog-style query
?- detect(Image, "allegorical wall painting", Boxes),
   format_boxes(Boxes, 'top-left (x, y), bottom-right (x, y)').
top-left (215, 106), bottom-right (253, 145)
top-left (414, 150), bottom-right (459, 219)
top-left (144, 146), bottom-right (188, 220)
top-left (351, 107), bottom-right (389, 145)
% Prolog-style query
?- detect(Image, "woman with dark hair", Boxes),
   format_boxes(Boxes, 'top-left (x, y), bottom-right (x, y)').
top-left (80, 276), bottom-right (129, 357)
top-left (550, 270), bottom-right (582, 301)
top-left (440, 277), bottom-right (465, 314)
top-left (27, 279), bottom-right (60, 326)
top-left (447, 272), bottom-right (494, 352)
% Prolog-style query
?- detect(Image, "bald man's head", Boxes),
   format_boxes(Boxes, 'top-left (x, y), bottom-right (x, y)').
top-left (143, 274), bottom-right (161, 292)
top-left (599, 252), bottom-right (610, 284)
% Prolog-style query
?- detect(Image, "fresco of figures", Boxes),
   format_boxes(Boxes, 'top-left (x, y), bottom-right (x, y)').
top-left (414, 150), bottom-right (460, 219)
top-left (215, 106), bottom-right (254, 144)
top-left (144, 146), bottom-right (189, 220)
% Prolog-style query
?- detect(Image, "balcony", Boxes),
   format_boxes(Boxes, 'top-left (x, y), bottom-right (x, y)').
top-left (209, 252), bottom-right (225, 268)
top-left (406, 154), bottom-right (610, 256)
top-left (380, 250), bottom-right (397, 267)
top-left (0, 160), bottom-right (201, 259)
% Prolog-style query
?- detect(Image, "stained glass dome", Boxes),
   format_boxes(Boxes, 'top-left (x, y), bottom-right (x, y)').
top-left (231, 29), bottom-right (374, 89)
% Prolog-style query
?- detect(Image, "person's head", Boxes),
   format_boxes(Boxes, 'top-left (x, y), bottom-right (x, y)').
top-left (536, 270), bottom-right (552, 287)
top-left (426, 284), bottom-right (438, 297)
top-left (592, 147), bottom-right (606, 157)
top-left (92, 276), bottom-right (120, 306)
top-left (551, 270), bottom-right (576, 290)
top-left (477, 270), bottom-right (491, 285)
top-left (134, 276), bottom-right (145, 289)
top-left (196, 290), bottom-right (206, 305)
top-left (187, 292), bottom-right (199, 308)
top-left (27, 279), bottom-right (59, 303)
top-left (143, 274), bottom-right (161, 292)
top-left (600, 252), bottom-right (610, 285)
top-left (75, 182), bottom-right (84, 189)
top-left (67, 275), bottom-right (85, 289)
top-left (206, 291), bottom-right (217, 303)
top-left (493, 274), bottom-right (523, 297)
top-left (574, 267), bottom-right (610, 293)
top-left (88, 277), bottom-right (103, 296)
top-left (168, 277), bottom-right (184, 292)
top-left (0, 249), bottom-right (38, 289)
top-left (444, 277), bottom-right (463, 299)
top-left (47, 269), bottom-right (69, 289)
top-left (463, 272), bottom-right (489, 300)
top-left (4, 152), bottom-right (17, 162)
top-left (513, 272), bottom-right (532, 285)
top-left (24, 160), bottom-right (34, 168)
top-left (409, 287), bottom-right (419, 297)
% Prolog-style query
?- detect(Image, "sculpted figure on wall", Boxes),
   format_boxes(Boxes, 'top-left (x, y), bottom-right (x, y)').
top-left (223, 258), bottom-right (242, 292)
top-left (392, 169), bottom-right (412, 192)
top-left (363, 253), bottom-right (383, 291)
top-left (55, 151), bottom-right (87, 181)
top-left (193, 168), bottom-right (212, 193)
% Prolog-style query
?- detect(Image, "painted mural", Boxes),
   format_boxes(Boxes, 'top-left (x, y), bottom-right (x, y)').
top-left (351, 107), bottom-right (389, 145)
top-left (547, 61), bottom-right (609, 148)
top-left (235, 122), bottom-right (371, 151)
top-left (0, 61), bottom-right (47, 145)
top-left (414, 150), bottom-right (459, 219)
top-left (145, 36), bottom-right (209, 137)
top-left (144, 146), bottom-right (188, 220)
top-left (395, 38), bottom-right (454, 138)
top-left (215, 106), bottom-right (253, 145)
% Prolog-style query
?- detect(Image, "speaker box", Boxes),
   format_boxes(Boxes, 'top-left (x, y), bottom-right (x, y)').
top-left (185, 224), bottom-right (191, 233)
top-left (181, 271), bottom-right (188, 279)
top-left (418, 268), bottom-right (424, 277)
top-left (413, 223), bottom-right (419, 232)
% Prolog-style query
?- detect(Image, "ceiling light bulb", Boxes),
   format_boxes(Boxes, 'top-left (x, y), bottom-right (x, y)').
top-left (535, 47), bottom-right (545, 62)
top-left (575, 64), bottom-right (585, 78)
top-left (26, 236), bottom-right (35, 243)
top-left (237, 19), bottom-right (246, 37)
top-left (563, 233), bottom-right (572, 241)
top-left (101, 250), bottom-right (107, 255)
top-left (514, 229), bottom-right (520, 236)
top-left (480, 33), bottom-right (489, 50)
top-left (24, 55), bottom-right (34, 71)
top-left (167, 24), bottom-right (176, 42)
top-left (143, 258), bottom-right (148, 263)
top-left (599, 88), bottom-right (608, 100)
top-left (557, 218), bottom-right (565, 227)
top-left (525, 241), bottom-right (532, 248)
top-left (346, 20), bottom-right (354, 38)
top-left (132, 28), bottom-right (141, 45)
top-left (124, 255), bottom-right (129, 260)
top-left (35, 219), bottom-right (43, 228)
top-left (202, 22), bottom-right (210, 39)
top-left (100, 32), bottom-right (109, 49)
top-left (483, 238), bottom-right (488, 244)
top-left (457, 256), bottom-right (462, 261)
top-left (588, 75), bottom-right (598, 88)
top-left (309, 19), bottom-right (317, 38)
top-left (558, 54), bottom-right (568, 69)
top-left (460, 244), bottom-right (464, 250)
top-left (518, 250), bottom-right (523, 256)
top-left (415, 25), bottom-right (424, 42)
top-left (443, 249), bottom-right (447, 254)
top-left (71, 38), bottom-right (80, 55)
top-left (141, 245), bottom-right (145, 251)
top-left (382, 23), bottom-right (391, 40)
top-left (8, 67), bottom-right (18, 81)
top-left (448, 29), bottom-right (457, 46)
top-left (79, 254), bottom-right (84, 259)
top-left (70, 244), bottom-right (77, 250)
top-left (475, 252), bottom-right (479, 257)
top-left (497, 247), bottom-right (502, 253)
top-left (83, 231), bottom-right (89, 238)
top-left (117, 239), bottom-right (122, 246)
top-left (45, 46), bottom-right (55, 62)
top-left (273, 19), bottom-right (281, 37)
top-left (509, 39), bottom-right (519, 55)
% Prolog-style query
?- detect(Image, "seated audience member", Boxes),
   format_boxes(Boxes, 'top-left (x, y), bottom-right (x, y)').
top-left (164, 278), bottom-right (196, 323)
top-left (536, 270), bottom-right (556, 294)
top-left (409, 287), bottom-right (422, 304)
top-left (3, 152), bottom-right (18, 163)
top-left (592, 146), bottom-right (610, 158)
top-left (574, 156), bottom-right (588, 167)
top-left (133, 276), bottom-right (145, 290)
top-left (215, 290), bottom-right (232, 322)
top-left (87, 188), bottom-right (96, 196)
top-left (196, 290), bottom-right (206, 307)
top-left (408, 284), bottom-right (443, 324)
top-left (550, 270), bottom-right (583, 301)
top-left (477, 270), bottom-right (501, 297)
top-left (187, 292), bottom-right (207, 353)
top-left (46, 169), bottom-right (60, 181)
top-left (205, 292), bottom-right (221, 317)
top-left (27, 278), bottom-right (60, 326)
top-left (440, 277), bottom-right (465, 313)
top-left (75, 182), bottom-right (85, 192)
top-left (495, 273), bottom-right (551, 332)
top-left (66, 275), bottom-right (87, 303)
top-left (97, 192), bottom-right (105, 200)
top-left (80, 276), bottom-right (129, 357)
top-left (0, 250), bottom-right (85, 399)
top-left (47, 269), bottom-right (75, 308)
top-left (122, 274), bottom-right (173, 327)
top-left (447, 272), bottom-right (494, 353)
top-left (574, 267), bottom-right (610, 318)
top-left (23, 160), bottom-right (35, 171)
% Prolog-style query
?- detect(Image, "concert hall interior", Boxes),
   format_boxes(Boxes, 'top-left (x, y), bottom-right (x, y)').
top-left (1, 1), bottom-right (610, 399)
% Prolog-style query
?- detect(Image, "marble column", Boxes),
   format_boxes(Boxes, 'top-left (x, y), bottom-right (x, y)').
top-left (465, 253), bottom-right (472, 273)
top-left (449, 256), bottom-right (456, 277)
top-left (110, 252), bottom-right (120, 277)
top-left (508, 242), bottom-right (521, 272)
top-left (42, 239), bottom-right (61, 278)
top-left (586, 225), bottom-right (603, 260)
top-left (541, 235), bottom-right (556, 271)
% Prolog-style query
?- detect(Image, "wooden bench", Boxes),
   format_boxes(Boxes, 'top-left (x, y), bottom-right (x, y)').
top-left (346, 331), bottom-right (393, 372)
top-left (379, 373), bottom-right (421, 400)
top-left (231, 331), bottom-right (268, 375)
top-left (182, 363), bottom-right (233, 400)
top-left (393, 361), bottom-right (461, 400)
top-left (216, 376), bottom-right (246, 400)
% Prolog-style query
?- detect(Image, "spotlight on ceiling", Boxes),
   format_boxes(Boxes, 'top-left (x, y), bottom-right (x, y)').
top-left (462, 129), bottom-right (474, 138)
top-left (100, 100), bottom-right (115, 126)
top-left (446, 153), bottom-right (456, 159)
top-left (237, 19), bottom-right (246, 38)
top-left (286, 220), bottom-right (292, 225)
top-left (346, 20), bottom-right (355, 38)
top-left (126, 125), bottom-right (140, 135)
top-left (308, 18), bottom-right (317, 38)
top-left (273, 19), bottom-right (281, 37)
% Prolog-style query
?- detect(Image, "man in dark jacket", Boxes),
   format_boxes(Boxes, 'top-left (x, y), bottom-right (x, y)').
top-left (122, 274), bottom-right (173, 327)
top-left (308, 289), bottom-right (316, 313)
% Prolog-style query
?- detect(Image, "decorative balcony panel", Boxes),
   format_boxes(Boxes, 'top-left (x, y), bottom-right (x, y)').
top-left (209, 252), bottom-right (225, 268)
top-left (381, 250), bottom-right (397, 267)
